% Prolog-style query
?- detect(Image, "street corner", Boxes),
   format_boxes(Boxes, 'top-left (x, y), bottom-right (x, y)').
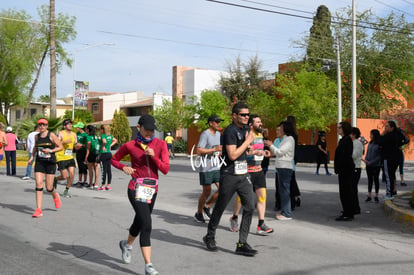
top-left (384, 192), bottom-right (414, 226)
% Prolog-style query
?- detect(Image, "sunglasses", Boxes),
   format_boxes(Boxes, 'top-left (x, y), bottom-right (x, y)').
top-left (238, 113), bottom-right (250, 117)
top-left (38, 123), bottom-right (48, 126)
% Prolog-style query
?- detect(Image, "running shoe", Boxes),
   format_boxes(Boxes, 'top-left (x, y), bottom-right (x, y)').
top-left (256, 223), bottom-right (274, 235)
top-left (54, 193), bottom-right (62, 209)
top-left (203, 235), bottom-right (217, 251)
top-left (203, 206), bottom-right (211, 219)
top-left (401, 182), bottom-right (407, 186)
top-left (230, 216), bottom-right (239, 232)
top-left (106, 186), bottom-right (112, 191)
top-left (194, 212), bottom-right (205, 223)
top-left (62, 189), bottom-right (72, 198)
top-left (365, 197), bottom-right (372, 202)
top-left (22, 176), bottom-right (31, 180)
top-left (235, 242), bottom-right (257, 257)
top-left (145, 263), bottom-right (159, 275)
top-left (119, 240), bottom-right (132, 264)
top-left (383, 194), bottom-right (394, 200)
top-left (32, 208), bottom-right (43, 218)
top-left (275, 214), bottom-right (292, 221)
top-left (98, 186), bottom-right (106, 191)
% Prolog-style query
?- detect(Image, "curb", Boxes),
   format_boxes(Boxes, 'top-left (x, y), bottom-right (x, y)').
top-left (384, 192), bottom-right (414, 226)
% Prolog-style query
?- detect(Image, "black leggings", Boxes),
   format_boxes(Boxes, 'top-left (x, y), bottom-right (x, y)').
top-left (366, 166), bottom-right (380, 194)
top-left (100, 152), bottom-right (112, 185)
top-left (127, 188), bottom-right (157, 247)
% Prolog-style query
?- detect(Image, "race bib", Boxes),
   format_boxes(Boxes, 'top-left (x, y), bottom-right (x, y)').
top-left (38, 151), bottom-right (51, 159)
top-left (234, 160), bottom-right (247, 175)
top-left (134, 178), bottom-right (158, 203)
top-left (254, 154), bottom-right (264, 161)
top-left (64, 149), bottom-right (73, 156)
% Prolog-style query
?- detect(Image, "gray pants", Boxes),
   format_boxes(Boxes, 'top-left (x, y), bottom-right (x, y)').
top-left (206, 174), bottom-right (255, 244)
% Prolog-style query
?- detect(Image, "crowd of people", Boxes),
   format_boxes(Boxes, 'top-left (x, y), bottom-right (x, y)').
top-left (0, 108), bottom-right (411, 275)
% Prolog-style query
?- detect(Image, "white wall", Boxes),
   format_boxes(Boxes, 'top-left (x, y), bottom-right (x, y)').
top-left (102, 91), bottom-right (149, 120)
top-left (182, 69), bottom-right (224, 103)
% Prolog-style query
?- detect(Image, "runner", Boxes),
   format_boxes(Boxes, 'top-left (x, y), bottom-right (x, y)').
top-left (194, 115), bottom-right (223, 223)
top-left (203, 102), bottom-right (257, 257)
top-left (111, 114), bottom-right (169, 275)
top-left (55, 119), bottom-right (78, 198)
top-left (29, 118), bottom-right (64, 218)
top-left (164, 132), bottom-right (175, 159)
top-left (230, 114), bottom-right (273, 235)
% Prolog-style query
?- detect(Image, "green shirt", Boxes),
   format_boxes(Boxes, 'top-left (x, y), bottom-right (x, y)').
top-left (86, 135), bottom-right (100, 154)
top-left (100, 134), bottom-right (113, 153)
top-left (77, 132), bottom-right (88, 150)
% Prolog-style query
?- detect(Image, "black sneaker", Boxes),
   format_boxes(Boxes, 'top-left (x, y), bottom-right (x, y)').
top-left (401, 182), bottom-right (407, 186)
top-left (365, 197), bottom-right (372, 202)
top-left (203, 206), bottom-right (211, 219)
top-left (374, 197), bottom-right (379, 203)
top-left (203, 235), bottom-right (217, 251)
top-left (235, 242), bottom-right (257, 257)
top-left (194, 212), bottom-right (205, 223)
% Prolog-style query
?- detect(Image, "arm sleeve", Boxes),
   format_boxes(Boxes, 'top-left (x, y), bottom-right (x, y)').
top-left (269, 137), bottom-right (294, 157)
top-left (151, 141), bottom-right (170, 175)
top-left (111, 143), bottom-right (129, 170)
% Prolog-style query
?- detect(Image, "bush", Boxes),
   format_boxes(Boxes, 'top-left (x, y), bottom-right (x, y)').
top-left (174, 140), bottom-right (187, 153)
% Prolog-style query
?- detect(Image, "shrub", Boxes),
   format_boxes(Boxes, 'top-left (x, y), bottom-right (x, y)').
top-left (174, 139), bottom-right (187, 153)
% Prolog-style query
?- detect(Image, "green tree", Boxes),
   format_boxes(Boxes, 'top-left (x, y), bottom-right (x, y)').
top-left (17, 115), bottom-right (63, 138)
top-left (38, 95), bottom-right (50, 102)
top-left (0, 9), bottom-right (38, 123)
top-left (275, 69), bottom-right (338, 143)
top-left (219, 55), bottom-right (268, 102)
top-left (333, 9), bottom-right (414, 118)
top-left (63, 109), bottom-right (94, 124)
top-left (111, 110), bottom-right (131, 145)
top-left (193, 90), bottom-right (231, 131)
top-left (247, 91), bottom-right (280, 129)
top-left (152, 97), bottom-right (196, 136)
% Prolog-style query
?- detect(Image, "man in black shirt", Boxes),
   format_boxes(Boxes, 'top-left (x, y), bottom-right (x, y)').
top-left (203, 102), bottom-right (257, 256)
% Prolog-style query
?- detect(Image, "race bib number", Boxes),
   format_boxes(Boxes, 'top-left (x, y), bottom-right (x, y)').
top-left (254, 154), bottom-right (264, 161)
top-left (64, 149), bottom-right (73, 156)
top-left (135, 185), bottom-right (156, 202)
top-left (234, 160), bottom-right (247, 175)
top-left (38, 151), bottom-right (51, 159)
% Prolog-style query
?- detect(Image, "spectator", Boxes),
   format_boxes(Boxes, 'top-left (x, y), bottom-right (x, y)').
top-left (363, 129), bottom-right (382, 203)
top-left (98, 125), bottom-right (117, 191)
top-left (0, 122), bottom-right (8, 173)
top-left (315, 131), bottom-right (331, 176)
top-left (5, 126), bottom-right (18, 176)
top-left (22, 125), bottom-right (40, 180)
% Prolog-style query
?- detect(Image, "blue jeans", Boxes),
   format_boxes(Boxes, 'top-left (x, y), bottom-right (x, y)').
top-left (277, 168), bottom-right (292, 217)
top-left (25, 153), bottom-right (33, 177)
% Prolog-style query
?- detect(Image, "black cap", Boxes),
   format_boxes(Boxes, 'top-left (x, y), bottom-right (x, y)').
top-left (207, 115), bottom-right (223, 123)
top-left (138, 114), bottom-right (157, 130)
top-left (63, 119), bottom-right (72, 126)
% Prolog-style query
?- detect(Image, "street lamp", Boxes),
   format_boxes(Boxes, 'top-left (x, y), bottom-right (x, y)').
top-left (72, 43), bottom-right (115, 120)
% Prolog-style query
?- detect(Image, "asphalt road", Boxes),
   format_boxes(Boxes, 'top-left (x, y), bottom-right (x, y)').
top-left (0, 159), bottom-right (413, 275)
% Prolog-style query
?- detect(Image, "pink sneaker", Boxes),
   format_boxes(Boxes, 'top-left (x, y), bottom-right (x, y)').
top-left (54, 193), bottom-right (62, 209)
top-left (105, 186), bottom-right (112, 191)
top-left (32, 208), bottom-right (43, 218)
top-left (98, 186), bottom-right (105, 191)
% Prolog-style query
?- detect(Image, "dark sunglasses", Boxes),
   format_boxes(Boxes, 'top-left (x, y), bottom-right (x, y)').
top-left (238, 113), bottom-right (250, 117)
top-left (38, 123), bottom-right (48, 126)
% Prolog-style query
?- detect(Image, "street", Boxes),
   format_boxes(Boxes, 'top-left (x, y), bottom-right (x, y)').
top-left (0, 158), bottom-right (413, 275)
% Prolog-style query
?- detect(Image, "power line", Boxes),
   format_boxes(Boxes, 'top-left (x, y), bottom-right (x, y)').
top-left (374, 0), bottom-right (414, 17)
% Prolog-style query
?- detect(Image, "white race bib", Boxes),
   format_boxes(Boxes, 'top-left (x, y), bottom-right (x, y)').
top-left (64, 149), bottom-right (73, 156)
top-left (254, 154), bottom-right (264, 161)
top-left (38, 151), bottom-right (51, 159)
top-left (234, 160), bottom-right (248, 175)
top-left (135, 185), bottom-right (156, 202)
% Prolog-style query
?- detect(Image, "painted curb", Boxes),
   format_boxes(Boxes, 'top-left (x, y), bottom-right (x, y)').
top-left (384, 192), bottom-right (414, 226)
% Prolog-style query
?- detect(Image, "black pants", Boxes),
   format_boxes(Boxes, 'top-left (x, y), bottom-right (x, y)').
top-left (383, 159), bottom-right (398, 195)
top-left (76, 149), bottom-right (88, 175)
top-left (366, 166), bottom-right (380, 194)
top-left (290, 171), bottom-right (300, 209)
top-left (352, 168), bottom-right (361, 214)
top-left (5, 150), bottom-right (16, 175)
top-left (207, 174), bottom-right (255, 244)
top-left (275, 171), bottom-right (280, 209)
top-left (127, 188), bottom-right (157, 247)
top-left (100, 152), bottom-right (112, 185)
top-left (338, 171), bottom-right (354, 217)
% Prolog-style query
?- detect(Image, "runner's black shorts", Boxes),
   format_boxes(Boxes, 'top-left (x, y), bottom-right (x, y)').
top-left (249, 170), bottom-right (266, 190)
top-left (57, 159), bottom-right (76, 171)
top-left (35, 160), bottom-right (57, 174)
top-left (199, 170), bottom-right (220, 185)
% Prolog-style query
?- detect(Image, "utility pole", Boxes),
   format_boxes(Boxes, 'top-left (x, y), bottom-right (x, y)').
top-left (336, 36), bottom-right (342, 144)
top-left (351, 0), bottom-right (357, 126)
top-left (49, 0), bottom-right (57, 118)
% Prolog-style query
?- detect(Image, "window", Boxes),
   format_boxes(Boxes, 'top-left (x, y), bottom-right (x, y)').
top-left (30, 109), bottom-right (36, 117)
top-left (92, 103), bottom-right (99, 114)
top-left (16, 110), bottom-right (21, 120)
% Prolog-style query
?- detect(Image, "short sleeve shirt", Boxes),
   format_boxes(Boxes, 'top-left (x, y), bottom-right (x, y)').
top-left (220, 123), bottom-right (248, 175)
top-left (100, 134), bottom-right (113, 153)
top-left (77, 132), bottom-right (88, 150)
top-left (197, 129), bottom-right (221, 172)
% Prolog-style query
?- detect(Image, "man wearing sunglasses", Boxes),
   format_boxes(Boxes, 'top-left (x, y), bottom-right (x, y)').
top-left (203, 102), bottom-right (258, 257)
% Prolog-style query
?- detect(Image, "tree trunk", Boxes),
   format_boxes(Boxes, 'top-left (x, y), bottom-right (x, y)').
top-left (49, 0), bottom-right (57, 118)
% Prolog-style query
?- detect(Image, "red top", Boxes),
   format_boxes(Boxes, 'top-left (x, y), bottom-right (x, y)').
top-left (111, 138), bottom-right (169, 190)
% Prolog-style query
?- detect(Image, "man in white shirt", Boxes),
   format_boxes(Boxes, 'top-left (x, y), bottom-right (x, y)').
top-left (22, 125), bottom-right (39, 180)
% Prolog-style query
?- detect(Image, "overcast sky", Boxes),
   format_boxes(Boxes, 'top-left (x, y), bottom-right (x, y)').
top-left (1, 0), bottom-right (413, 99)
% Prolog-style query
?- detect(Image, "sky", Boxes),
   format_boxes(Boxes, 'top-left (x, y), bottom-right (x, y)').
top-left (1, 0), bottom-right (413, 99)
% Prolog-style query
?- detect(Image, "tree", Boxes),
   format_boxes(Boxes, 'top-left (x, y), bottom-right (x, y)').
top-left (247, 91), bottom-right (280, 129)
top-left (219, 55), bottom-right (268, 102)
top-left (63, 109), bottom-right (94, 124)
top-left (193, 90), bottom-right (231, 131)
top-left (17, 115), bottom-right (63, 139)
top-left (38, 95), bottom-right (50, 102)
top-left (306, 5), bottom-right (335, 77)
top-left (333, 9), bottom-right (414, 118)
top-left (275, 69), bottom-right (338, 143)
top-left (111, 110), bottom-right (131, 145)
top-left (0, 9), bottom-right (38, 124)
top-left (152, 97), bottom-right (196, 136)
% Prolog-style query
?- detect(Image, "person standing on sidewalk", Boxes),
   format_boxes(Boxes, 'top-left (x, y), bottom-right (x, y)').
top-left (315, 131), bottom-right (331, 176)
top-left (5, 126), bottom-right (18, 176)
top-left (22, 125), bottom-right (40, 180)
top-left (230, 114), bottom-right (273, 235)
top-left (55, 119), bottom-right (77, 198)
top-left (98, 125), bottom-right (117, 191)
top-left (85, 125), bottom-right (100, 189)
top-left (0, 122), bottom-right (8, 173)
top-left (29, 118), bottom-right (63, 218)
top-left (363, 129), bottom-right (382, 203)
top-left (194, 114), bottom-right (223, 223)
top-left (351, 127), bottom-right (364, 215)
top-left (74, 122), bottom-right (88, 187)
top-left (111, 114), bottom-right (169, 275)
top-left (203, 102), bottom-right (257, 257)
